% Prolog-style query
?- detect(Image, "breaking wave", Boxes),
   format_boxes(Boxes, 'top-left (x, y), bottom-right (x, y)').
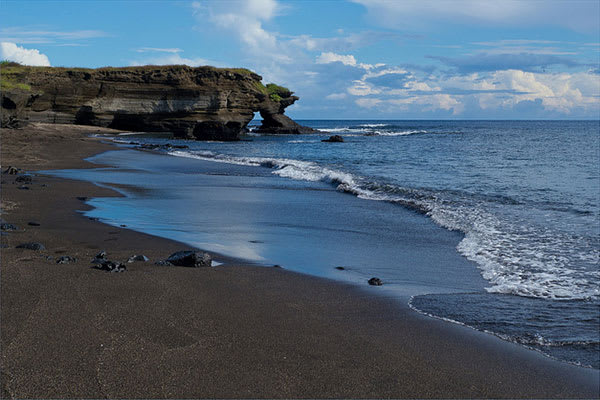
top-left (167, 148), bottom-right (600, 302)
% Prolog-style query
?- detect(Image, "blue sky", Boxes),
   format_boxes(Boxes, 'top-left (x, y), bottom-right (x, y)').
top-left (1, 0), bottom-right (599, 119)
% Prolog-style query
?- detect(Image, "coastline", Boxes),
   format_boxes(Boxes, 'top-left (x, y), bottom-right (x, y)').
top-left (1, 123), bottom-right (598, 398)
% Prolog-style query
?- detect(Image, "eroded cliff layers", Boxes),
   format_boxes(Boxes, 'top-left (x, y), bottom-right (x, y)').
top-left (1, 63), bottom-right (314, 140)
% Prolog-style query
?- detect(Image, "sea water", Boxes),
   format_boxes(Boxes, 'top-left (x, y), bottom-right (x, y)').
top-left (47, 120), bottom-right (599, 368)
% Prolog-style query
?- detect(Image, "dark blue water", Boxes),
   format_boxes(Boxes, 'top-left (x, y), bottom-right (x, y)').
top-left (51, 120), bottom-right (600, 368)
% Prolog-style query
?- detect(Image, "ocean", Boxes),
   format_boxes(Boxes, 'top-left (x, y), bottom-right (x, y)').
top-left (46, 120), bottom-right (600, 369)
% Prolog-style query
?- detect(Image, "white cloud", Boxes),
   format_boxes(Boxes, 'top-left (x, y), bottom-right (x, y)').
top-left (206, 0), bottom-right (281, 53)
top-left (316, 52), bottom-right (357, 66)
top-left (325, 92), bottom-right (347, 100)
top-left (0, 42), bottom-right (50, 66)
top-left (0, 27), bottom-right (107, 44)
top-left (488, 69), bottom-right (599, 113)
top-left (245, 0), bottom-right (280, 20)
top-left (189, 0), bottom-right (598, 118)
top-left (136, 47), bottom-right (182, 53)
top-left (332, 49), bottom-right (599, 116)
top-left (348, 80), bottom-right (380, 96)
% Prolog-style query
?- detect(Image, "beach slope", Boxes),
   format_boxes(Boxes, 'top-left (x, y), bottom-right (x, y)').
top-left (1, 123), bottom-right (598, 398)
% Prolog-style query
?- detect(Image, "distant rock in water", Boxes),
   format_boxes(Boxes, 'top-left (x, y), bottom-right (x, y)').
top-left (322, 135), bottom-right (344, 143)
top-left (1, 63), bottom-right (314, 141)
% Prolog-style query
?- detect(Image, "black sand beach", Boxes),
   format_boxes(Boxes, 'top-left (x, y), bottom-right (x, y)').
top-left (1, 123), bottom-right (598, 398)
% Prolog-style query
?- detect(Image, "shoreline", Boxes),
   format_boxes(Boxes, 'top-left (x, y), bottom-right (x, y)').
top-left (1, 123), bottom-right (598, 398)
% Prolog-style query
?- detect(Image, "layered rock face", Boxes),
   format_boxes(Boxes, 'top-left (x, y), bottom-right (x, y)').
top-left (1, 64), bottom-right (314, 140)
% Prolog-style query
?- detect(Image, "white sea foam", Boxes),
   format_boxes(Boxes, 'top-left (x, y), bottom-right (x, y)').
top-left (357, 123), bottom-right (388, 128)
top-left (168, 150), bottom-right (370, 196)
top-left (428, 202), bottom-right (600, 300)
top-left (166, 148), bottom-right (600, 301)
top-left (325, 127), bottom-right (369, 134)
top-left (324, 127), bottom-right (427, 136)
top-left (374, 130), bottom-right (427, 136)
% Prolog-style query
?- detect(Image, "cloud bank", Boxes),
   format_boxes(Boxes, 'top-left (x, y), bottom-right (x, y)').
top-left (0, 42), bottom-right (50, 66)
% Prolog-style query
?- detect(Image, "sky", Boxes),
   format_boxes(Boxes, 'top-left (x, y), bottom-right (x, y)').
top-left (1, 0), bottom-right (599, 119)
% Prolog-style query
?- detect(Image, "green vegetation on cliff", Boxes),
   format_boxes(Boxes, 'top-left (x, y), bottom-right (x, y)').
top-left (0, 61), bottom-right (31, 91)
top-left (252, 81), bottom-right (293, 102)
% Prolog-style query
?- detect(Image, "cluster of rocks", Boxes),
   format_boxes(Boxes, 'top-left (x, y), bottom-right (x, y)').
top-left (3, 165), bottom-right (35, 190)
top-left (91, 251), bottom-right (126, 272)
top-left (86, 250), bottom-right (212, 272)
top-left (1, 222), bottom-right (18, 231)
top-left (136, 143), bottom-right (190, 151)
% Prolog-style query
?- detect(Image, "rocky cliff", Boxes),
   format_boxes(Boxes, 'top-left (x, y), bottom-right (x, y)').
top-left (0, 63), bottom-right (315, 140)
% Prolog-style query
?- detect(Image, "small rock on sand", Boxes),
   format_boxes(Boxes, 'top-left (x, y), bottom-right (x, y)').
top-left (1, 223), bottom-right (18, 231)
top-left (16, 242), bottom-right (46, 251)
top-left (368, 277), bottom-right (383, 286)
top-left (56, 256), bottom-right (77, 264)
top-left (91, 250), bottom-right (107, 264)
top-left (3, 166), bottom-right (22, 175)
top-left (165, 250), bottom-right (212, 267)
top-left (127, 254), bottom-right (149, 263)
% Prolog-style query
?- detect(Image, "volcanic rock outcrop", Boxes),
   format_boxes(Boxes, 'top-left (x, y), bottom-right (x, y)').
top-left (0, 63), bottom-right (315, 140)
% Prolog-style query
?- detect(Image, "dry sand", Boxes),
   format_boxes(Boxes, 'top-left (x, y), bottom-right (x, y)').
top-left (1, 123), bottom-right (598, 398)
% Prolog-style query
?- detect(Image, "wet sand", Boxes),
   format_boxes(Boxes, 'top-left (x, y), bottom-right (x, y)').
top-left (1, 123), bottom-right (598, 398)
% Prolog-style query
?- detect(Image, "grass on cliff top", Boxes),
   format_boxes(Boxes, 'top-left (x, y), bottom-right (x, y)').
top-left (0, 61), bottom-right (291, 98)
top-left (253, 82), bottom-right (293, 101)
top-left (0, 61), bottom-right (32, 90)
top-left (0, 61), bottom-right (261, 78)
